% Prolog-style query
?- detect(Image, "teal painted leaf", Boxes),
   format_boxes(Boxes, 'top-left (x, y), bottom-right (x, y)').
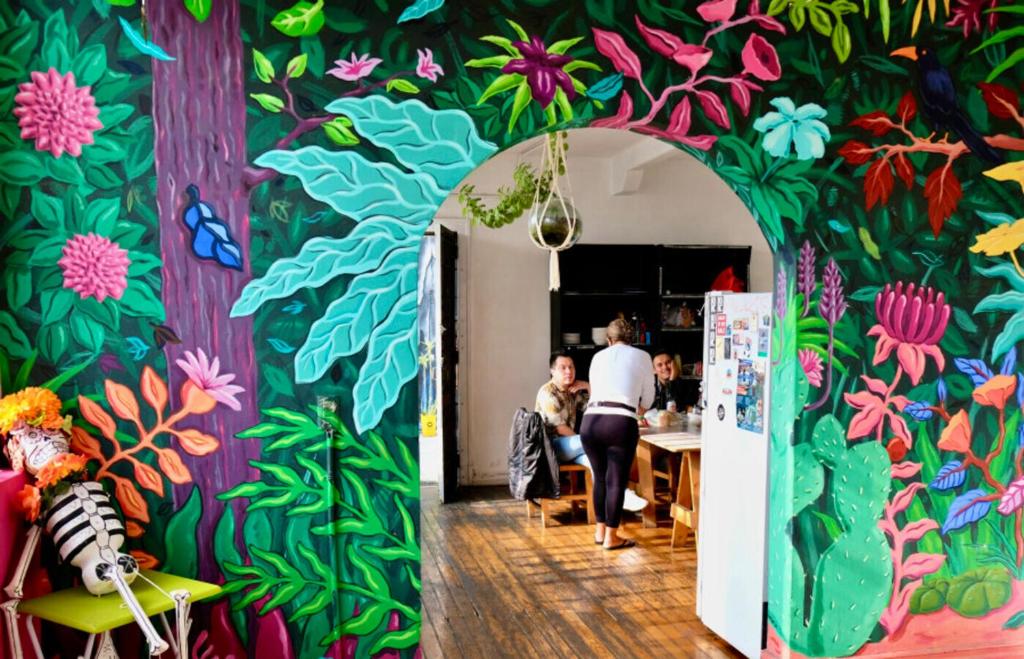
top-left (977, 263), bottom-right (1024, 292)
top-left (70, 312), bottom-right (105, 352)
top-left (977, 210), bottom-right (1015, 226)
top-left (271, 0), bottom-right (325, 37)
top-left (184, 0), bottom-right (212, 22)
top-left (295, 246), bottom-right (417, 384)
top-left (586, 72), bottom-right (623, 101)
top-left (119, 280), bottom-right (165, 320)
top-left (117, 17), bottom-right (175, 61)
top-left (953, 307), bottom-right (978, 333)
top-left (267, 338), bottom-right (297, 354)
top-left (991, 312), bottom-right (1024, 362)
top-left (325, 96), bottom-right (498, 190)
top-left (253, 147), bottom-right (445, 227)
top-left (163, 486), bottom-right (202, 578)
top-left (0, 311), bottom-right (31, 358)
top-left (352, 291), bottom-right (418, 433)
top-left (398, 0), bottom-right (445, 23)
top-left (231, 217), bottom-right (416, 316)
top-left (1005, 610), bottom-right (1024, 629)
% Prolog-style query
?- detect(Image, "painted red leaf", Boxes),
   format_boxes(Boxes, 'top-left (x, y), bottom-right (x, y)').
top-left (851, 111), bottom-right (897, 137)
top-left (130, 550), bottom-right (159, 569)
top-left (901, 518), bottom-right (939, 543)
top-left (897, 92), bottom-right (917, 124)
top-left (134, 459), bottom-right (165, 496)
top-left (695, 90), bottom-right (730, 129)
top-left (890, 482), bottom-right (925, 515)
top-left (592, 90), bottom-right (634, 129)
top-left (125, 520), bottom-right (144, 538)
top-left (923, 165), bottom-right (962, 237)
top-left (114, 477), bottom-right (150, 522)
top-left (902, 552), bottom-right (946, 579)
top-left (864, 158), bottom-right (895, 210)
top-left (891, 461), bottom-right (922, 479)
top-left (838, 140), bottom-right (875, 165)
top-left (894, 153), bottom-right (915, 189)
top-left (730, 81), bottom-right (752, 116)
top-left (633, 15), bottom-right (683, 58)
top-left (592, 28), bottom-right (643, 81)
top-left (157, 448), bottom-right (192, 484)
top-left (978, 82), bottom-right (1020, 120)
top-left (78, 396), bottom-right (117, 440)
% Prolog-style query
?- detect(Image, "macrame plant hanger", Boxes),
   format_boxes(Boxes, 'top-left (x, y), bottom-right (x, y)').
top-left (528, 131), bottom-right (578, 291)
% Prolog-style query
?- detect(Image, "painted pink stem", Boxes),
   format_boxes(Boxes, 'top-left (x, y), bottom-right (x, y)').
top-left (703, 15), bottom-right (763, 46)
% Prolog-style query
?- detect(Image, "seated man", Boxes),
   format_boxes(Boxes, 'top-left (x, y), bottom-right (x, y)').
top-left (652, 350), bottom-right (687, 411)
top-left (535, 351), bottom-right (647, 512)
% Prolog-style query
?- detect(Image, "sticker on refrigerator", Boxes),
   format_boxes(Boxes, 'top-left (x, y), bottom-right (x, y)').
top-left (735, 359), bottom-right (766, 434)
top-left (715, 313), bottom-right (727, 337)
top-left (723, 337), bottom-right (732, 360)
top-left (757, 327), bottom-right (770, 357)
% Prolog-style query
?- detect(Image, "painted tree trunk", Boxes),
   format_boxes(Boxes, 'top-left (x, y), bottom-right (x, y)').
top-left (150, 0), bottom-right (258, 579)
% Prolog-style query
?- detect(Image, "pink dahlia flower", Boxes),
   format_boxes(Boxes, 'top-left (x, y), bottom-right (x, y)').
top-left (58, 233), bottom-right (130, 302)
top-left (798, 349), bottom-right (824, 387)
top-left (868, 282), bottom-right (951, 386)
top-left (13, 68), bottom-right (103, 158)
top-left (175, 349), bottom-right (245, 411)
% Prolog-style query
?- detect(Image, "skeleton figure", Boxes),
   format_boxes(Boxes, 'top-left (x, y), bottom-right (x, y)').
top-left (3, 424), bottom-right (171, 657)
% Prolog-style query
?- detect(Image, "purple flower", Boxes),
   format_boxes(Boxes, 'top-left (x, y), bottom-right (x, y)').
top-left (775, 268), bottom-right (787, 320)
top-left (798, 240), bottom-right (816, 316)
top-left (869, 282), bottom-right (950, 386)
top-left (99, 353), bottom-right (125, 374)
top-left (1017, 372), bottom-right (1024, 409)
top-left (501, 35), bottom-right (576, 109)
top-left (175, 348), bottom-right (246, 411)
top-left (818, 258), bottom-right (847, 326)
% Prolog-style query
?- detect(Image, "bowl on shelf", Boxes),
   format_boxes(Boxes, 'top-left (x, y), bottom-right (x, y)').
top-left (591, 327), bottom-right (607, 345)
top-left (562, 332), bottom-right (581, 345)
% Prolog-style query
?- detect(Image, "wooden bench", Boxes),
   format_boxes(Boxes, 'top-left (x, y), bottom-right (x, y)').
top-left (526, 464), bottom-right (595, 528)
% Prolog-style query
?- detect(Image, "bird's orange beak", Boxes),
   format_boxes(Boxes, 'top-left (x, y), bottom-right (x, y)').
top-left (891, 46), bottom-right (918, 61)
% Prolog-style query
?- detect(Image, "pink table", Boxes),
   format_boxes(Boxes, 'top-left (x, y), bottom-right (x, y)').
top-left (1, 469), bottom-right (39, 653)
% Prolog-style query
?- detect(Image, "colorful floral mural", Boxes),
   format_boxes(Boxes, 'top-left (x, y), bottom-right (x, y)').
top-left (1, 0), bottom-right (1024, 656)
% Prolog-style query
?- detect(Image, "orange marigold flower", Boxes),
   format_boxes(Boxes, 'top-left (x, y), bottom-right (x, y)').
top-left (0, 387), bottom-right (65, 435)
top-left (937, 410), bottom-right (972, 453)
top-left (34, 453), bottom-right (89, 489)
top-left (972, 374), bottom-right (1018, 411)
top-left (16, 485), bottom-right (41, 522)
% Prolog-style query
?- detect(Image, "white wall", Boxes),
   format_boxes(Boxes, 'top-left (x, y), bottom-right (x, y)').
top-left (432, 131), bottom-right (771, 486)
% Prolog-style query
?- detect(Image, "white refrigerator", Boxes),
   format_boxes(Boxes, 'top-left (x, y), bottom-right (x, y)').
top-left (697, 292), bottom-right (772, 659)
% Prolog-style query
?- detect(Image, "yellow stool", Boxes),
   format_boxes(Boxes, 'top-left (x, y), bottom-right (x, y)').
top-left (15, 570), bottom-right (220, 658)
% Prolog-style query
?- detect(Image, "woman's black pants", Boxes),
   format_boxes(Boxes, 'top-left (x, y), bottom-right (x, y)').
top-left (580, 413), bottom-right (639, 528)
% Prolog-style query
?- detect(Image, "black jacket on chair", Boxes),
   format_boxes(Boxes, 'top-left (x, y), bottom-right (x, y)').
top-left (507, 407), bottom-right (560, 500)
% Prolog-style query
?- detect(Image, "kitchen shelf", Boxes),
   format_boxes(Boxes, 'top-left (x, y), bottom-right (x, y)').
top-left (661, 294), bottom-right (706, 300)
top-left (560, 290), bottom-right (647, 297)
top-left (662, 327), bottom-right (702, 332)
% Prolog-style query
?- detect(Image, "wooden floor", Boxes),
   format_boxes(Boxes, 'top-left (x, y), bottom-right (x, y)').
top-left (420, 485), bottom-right (743, 658)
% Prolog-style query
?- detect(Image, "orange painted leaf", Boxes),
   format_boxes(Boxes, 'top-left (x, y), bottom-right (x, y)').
top-left (894, 153), bottom-right (915, 190)
top-left (133, 460), bottom-right (165, 496)
top-left (140, 366), bottom-right (168, 414)
top-left (157, 448), bottom-right (192, 484)
top-left (839, 140), bottom-right (875, 165)
top-left (864, 158), bottom-right (895, 210)
top-left (130, 550), bottom-right (159, 569)
top-left (924, 165), bottom-right (963, 237)
top-left (125, 520), bottom-right (145, 538)
top-left (115, 478), bottom-right (150, 522)
top-left (175, 428), bottom-right (220, 456)
top-left (897, 92), bottom-right (917, 124)
top-left (78, 396), bottom-right (117, 440)
top-left (105, 380), bottom-right (141, 422)
top-left (180, 380), bottom-right (217, 415)
top-left (70, 427), bottom-right (103, 460)
top-left (851, 111), bottom-right (896, 137)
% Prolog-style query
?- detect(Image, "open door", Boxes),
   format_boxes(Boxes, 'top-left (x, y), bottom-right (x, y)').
top-left (438, 225), bottom-right (460, 503)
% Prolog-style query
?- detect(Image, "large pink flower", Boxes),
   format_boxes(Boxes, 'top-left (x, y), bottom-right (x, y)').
top-left (415, 48), bottom-right (444, 82)
top-left (741, 34), bottom-right (781, 82)
top-left (868, 282), bottom-right (951, 386)
top-left (14, 68), bottom-right (103, 158)
top-left (798, 349), bottom-right (823, 387)
top-left (58, 233), bottom-right (130, 302)
top-left (327, 53), bottom-right (383, 81)
top-left (175, 349), bottom-right (245, 411)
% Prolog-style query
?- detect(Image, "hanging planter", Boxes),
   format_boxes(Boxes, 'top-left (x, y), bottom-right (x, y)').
top-left (527, 131), bottom-right (581, 290)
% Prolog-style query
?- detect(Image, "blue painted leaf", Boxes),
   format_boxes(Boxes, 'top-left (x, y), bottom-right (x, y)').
top-left (268, 338), bottom-right (297, 354)
top-left (253, 147), bottom-right (445, 227)
top-left (1018, 373), bottom-right (1024, 409)
top-left (585, 72), bottom-right (624, 101)
top-left (397, 0), bottom-right (445, 23)
top-left (215, 241), bottom-right (243, 270)
top-left (937, 376), bottom-right (948, 403)
top-left (1002, 347), bottom-right (1018, 375)
top-left (954, 357), bottom-right (994, 387)
top-left (231, 218), bottom-right (416, 317)
top-left (295, 247), bottom-right (417, 384)
top-left (930, 460), bottom-right (967, 491)
top-left (282, 300), bottom-right (306, 315)
top-left (827, 218), bottom-right (851, 233)
top-left (301, 210), bottom-right (329, 224)
top-left (1019, 424), bottom-right (1024, 449)
top-left (942, 488), bottom-right (991, 534)
top-left (190, 218), bottom-right (243, 270)
top-left (352, 290), bottom-right (419, 434)
top-left (125, 336), bottom-right (150, 361)
top-left (904, 401), bottom-right (934, 421)
top-left (117, 17), bottom-right (175, 61)
top-left (323, 97), bottom-right (498, 190)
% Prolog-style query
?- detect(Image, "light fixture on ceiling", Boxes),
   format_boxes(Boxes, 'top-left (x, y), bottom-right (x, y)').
top-left (527, 131), bottom-right (581, 291)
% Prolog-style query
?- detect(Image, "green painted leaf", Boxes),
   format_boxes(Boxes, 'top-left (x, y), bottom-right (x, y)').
top-left (84, 197), bottom-right (120, 236)
top-left (477, 73), bottom-right (521, 105)
top-left (322, 116), bottom-right (359, 145)
top-left (348, 545), bottom-right (390, 596)
top-left (5, 270), bottom-right (31, 311)
top-left (271, 0), bottom-right (325, 37)
top-left (369, 627), bottom-right (420, 654)
top-left (184, 0), bottom-right (212, 21)
top-left (250, 93), bottom-right (284, 113)
top-left (0, 150), bottom-right (43, 186)
top-left (286, 53), bottom-right (307, 78)
top-left (464, 55), bottom-right (512, 69)
top-left (118, 280), bottom-right (165, 320)
top-left (992, 312), bottom-right (1024, 362)
top-left (233, 218), bottom-right (415, 316)
top-left (386, 78), bottom-right (420, 95)
top-left (325, 96), bottom-right (498, 190)
top-left (70, 311), bottom-right (105, 352)
top-left (30, 190), bottom-right (64, 231)
top-left (39, 323), bottom-right (69, 362)
top-left (812, 511), bottom-right (842, 541)
top-left (953, 307), bottom-right (978, 333)
top-left (295, 246), bottom-right (417, 384)
top-left (299, 36), bottom-right (325, 78)
top-left (40, 289), bottom-right (75, 325)
top-left (163, 486), bottom-right (202, 578)
top-left (1004, 609), bottom-right (1024, 629)
top-left (0, 311), bottom-right (31, 358)
top-left (508, 80), bottom-right (532, 134)
top-left (253, 49), bottom-right (275, 83)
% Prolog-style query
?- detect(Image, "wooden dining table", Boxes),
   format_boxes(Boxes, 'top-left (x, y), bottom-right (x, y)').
top-left (636, 420), bottom-right (702, 544)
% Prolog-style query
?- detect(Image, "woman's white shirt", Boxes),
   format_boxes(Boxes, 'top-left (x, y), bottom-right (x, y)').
top-left (585, 343), bottom-right (655, 417)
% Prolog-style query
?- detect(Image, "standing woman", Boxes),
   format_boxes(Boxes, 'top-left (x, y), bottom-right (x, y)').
top-left (582, 319), bottom-right (655, 549)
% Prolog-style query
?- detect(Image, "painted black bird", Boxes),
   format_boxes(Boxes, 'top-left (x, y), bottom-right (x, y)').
top-left (891, 45), bottom-right (1004, 164)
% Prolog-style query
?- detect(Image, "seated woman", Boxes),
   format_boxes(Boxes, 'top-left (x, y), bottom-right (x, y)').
top-left (652, 349), bottom-right (687, 411)
top-left (535, 351), bottom-right (647, 512)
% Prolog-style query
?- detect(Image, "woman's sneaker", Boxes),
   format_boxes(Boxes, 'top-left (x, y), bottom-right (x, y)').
top-left (622, 489), bottom-right (648, 512)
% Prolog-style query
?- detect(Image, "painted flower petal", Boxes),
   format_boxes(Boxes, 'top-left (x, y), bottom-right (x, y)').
top-left (761, 123), bottom-right (794, 158)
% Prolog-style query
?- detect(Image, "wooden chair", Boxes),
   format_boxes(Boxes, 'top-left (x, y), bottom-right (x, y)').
top-left (526, 464), bottom-right (595, 528)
